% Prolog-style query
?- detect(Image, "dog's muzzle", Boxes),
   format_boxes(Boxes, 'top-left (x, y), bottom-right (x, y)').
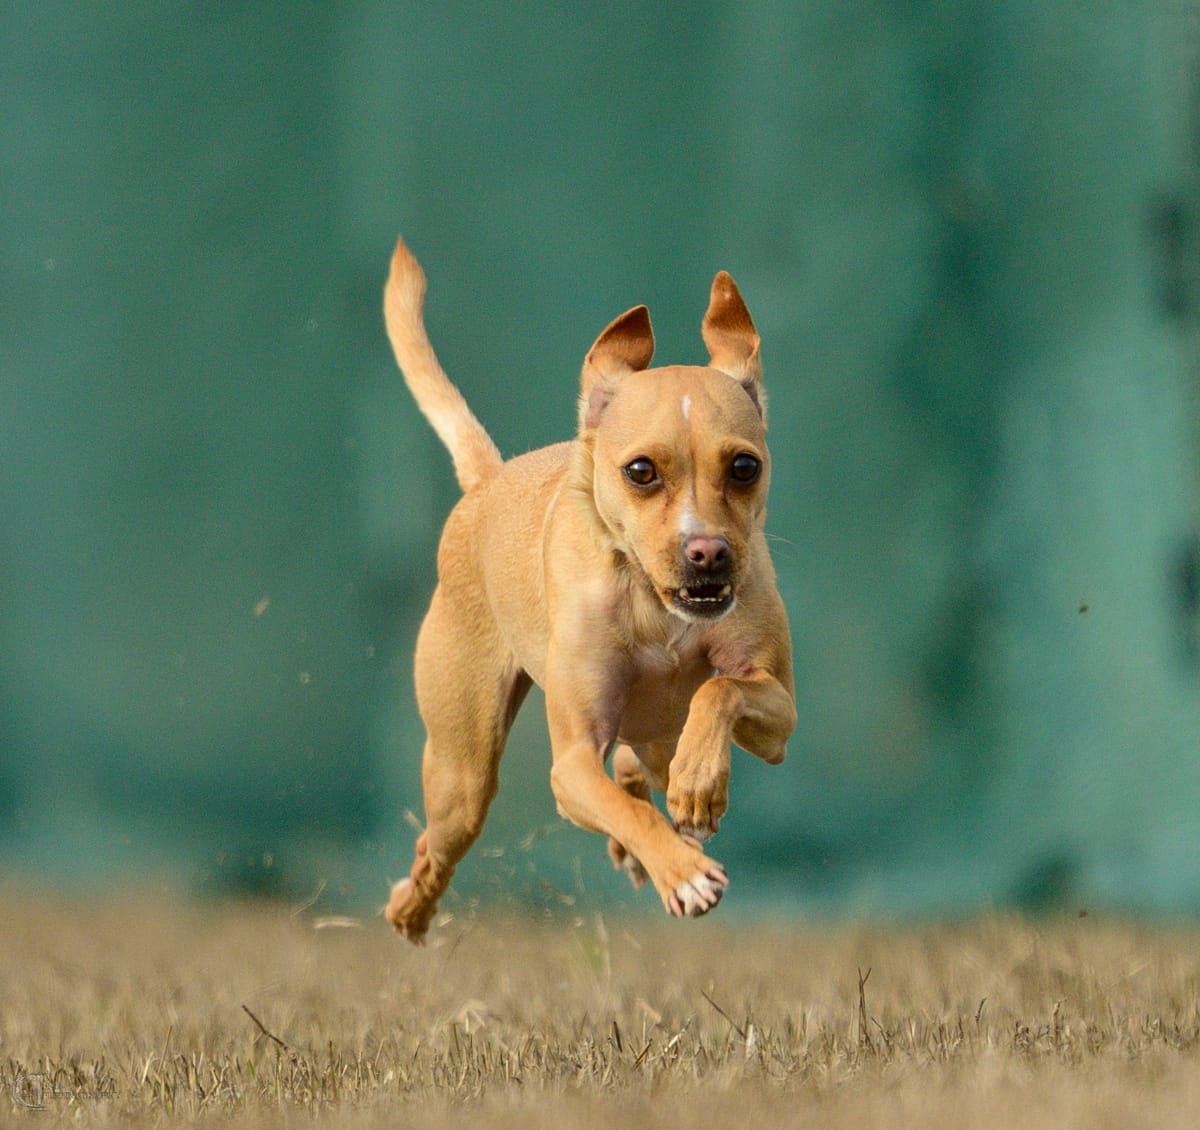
top-left (670, 533), bottom-right (735, 618)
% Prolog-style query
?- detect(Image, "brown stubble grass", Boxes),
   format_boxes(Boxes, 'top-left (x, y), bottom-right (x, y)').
top-left (1, 889), bottom-right (1199, 1128)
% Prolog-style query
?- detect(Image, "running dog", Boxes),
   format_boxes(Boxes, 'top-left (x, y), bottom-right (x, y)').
top-left (382, 237), bottom-right (795, 943)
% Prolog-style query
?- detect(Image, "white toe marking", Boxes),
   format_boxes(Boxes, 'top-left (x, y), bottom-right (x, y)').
top-left (676, 868), bottom-right (727, 917)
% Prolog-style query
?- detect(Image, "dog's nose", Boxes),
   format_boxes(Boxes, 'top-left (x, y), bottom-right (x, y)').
top-left (684, 534), bottom-right (731, 572)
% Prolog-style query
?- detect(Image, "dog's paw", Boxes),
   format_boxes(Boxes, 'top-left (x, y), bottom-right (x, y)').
top-left (666, 862), bottom-right (729, 918)
top-left (660, 835), bottom-right (728, 917)
top-left (622, 855), bottom-right (650, 890)
top-left (607, 836), bottom-right (649, 889)
top-left (666, 755), bottom-right (728, 843)
top-left (385, 878), bottom-right (433, 945)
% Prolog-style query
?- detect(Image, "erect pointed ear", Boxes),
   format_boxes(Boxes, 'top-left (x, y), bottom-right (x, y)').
top-left (578, 305), bottom-right (654, 430)
top-left (702, 271), bottom-right (764, 419)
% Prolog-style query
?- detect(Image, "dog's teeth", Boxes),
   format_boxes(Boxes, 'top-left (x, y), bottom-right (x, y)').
top-left (679, 584), bottom-right (733, 603)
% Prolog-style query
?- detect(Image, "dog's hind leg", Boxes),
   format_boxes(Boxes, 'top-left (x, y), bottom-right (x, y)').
top-left (606, 740), bottom-right (679, 889)
top-left (606, 744), bottom-right (651, 889)
top-left (386, 590), bottom-right (530, 943)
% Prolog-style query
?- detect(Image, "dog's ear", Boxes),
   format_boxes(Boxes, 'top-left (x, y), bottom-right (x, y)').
top-left (702, 271), bottom-right (764, 420)
top-left (579, 305), bottom-right (655, 430)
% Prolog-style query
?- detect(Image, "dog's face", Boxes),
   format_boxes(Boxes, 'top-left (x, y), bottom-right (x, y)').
top-left (579, 274), bottom-right (769, 623)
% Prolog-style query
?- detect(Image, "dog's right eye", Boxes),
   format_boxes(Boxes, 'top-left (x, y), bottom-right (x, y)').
top-left (729, 453), bottom-right (762, 484)
top-left (623, 458), bottom-right (658, 487)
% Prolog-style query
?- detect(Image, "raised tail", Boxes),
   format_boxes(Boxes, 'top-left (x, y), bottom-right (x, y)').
top-left (383, 237), bottom-right (502, 493)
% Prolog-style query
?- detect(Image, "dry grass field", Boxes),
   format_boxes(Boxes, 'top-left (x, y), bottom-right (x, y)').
top-left (2, 888), bottom-right (1199, 1128)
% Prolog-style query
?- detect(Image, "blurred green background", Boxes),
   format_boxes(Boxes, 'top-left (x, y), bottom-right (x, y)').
top-left (3, 3), bottom-right (1198, 919)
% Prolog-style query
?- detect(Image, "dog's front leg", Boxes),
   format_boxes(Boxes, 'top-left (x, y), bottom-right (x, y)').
top-left (667, 668), bottom-right (796, 840)
top-left (545, 682), bottom-right (728, 917)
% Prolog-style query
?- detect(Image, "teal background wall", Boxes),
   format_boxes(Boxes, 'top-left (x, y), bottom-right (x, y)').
top-left (3, 3), bottom-right (1198, 917)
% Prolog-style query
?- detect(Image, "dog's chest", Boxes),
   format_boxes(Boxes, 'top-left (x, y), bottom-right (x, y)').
top-left (616, 639), bottom-right (714, 745)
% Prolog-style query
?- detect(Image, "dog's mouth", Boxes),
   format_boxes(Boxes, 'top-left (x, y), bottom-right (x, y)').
top-left (670, 581), bottom-right (734, 619)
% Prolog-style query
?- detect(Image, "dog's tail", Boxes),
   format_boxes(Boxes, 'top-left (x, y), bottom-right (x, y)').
top-left (383, 237), bottom-right (502, 493)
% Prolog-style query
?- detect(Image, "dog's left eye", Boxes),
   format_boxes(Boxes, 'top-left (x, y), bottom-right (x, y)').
top-left (729, 454), bottom-right (761, 484)
top-left (623, 457), bottom-right (659, 486)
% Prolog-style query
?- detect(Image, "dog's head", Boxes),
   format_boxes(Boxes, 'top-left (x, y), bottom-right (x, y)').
top-left (576, 272), bottom-right (769, 624)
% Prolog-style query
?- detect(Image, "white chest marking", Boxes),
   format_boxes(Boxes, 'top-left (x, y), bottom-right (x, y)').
top-left (681, 394), bottom-right (691, 421)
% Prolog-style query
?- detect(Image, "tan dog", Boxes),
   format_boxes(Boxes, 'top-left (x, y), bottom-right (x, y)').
top-left (382, 237), bottom-right (796, 943)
